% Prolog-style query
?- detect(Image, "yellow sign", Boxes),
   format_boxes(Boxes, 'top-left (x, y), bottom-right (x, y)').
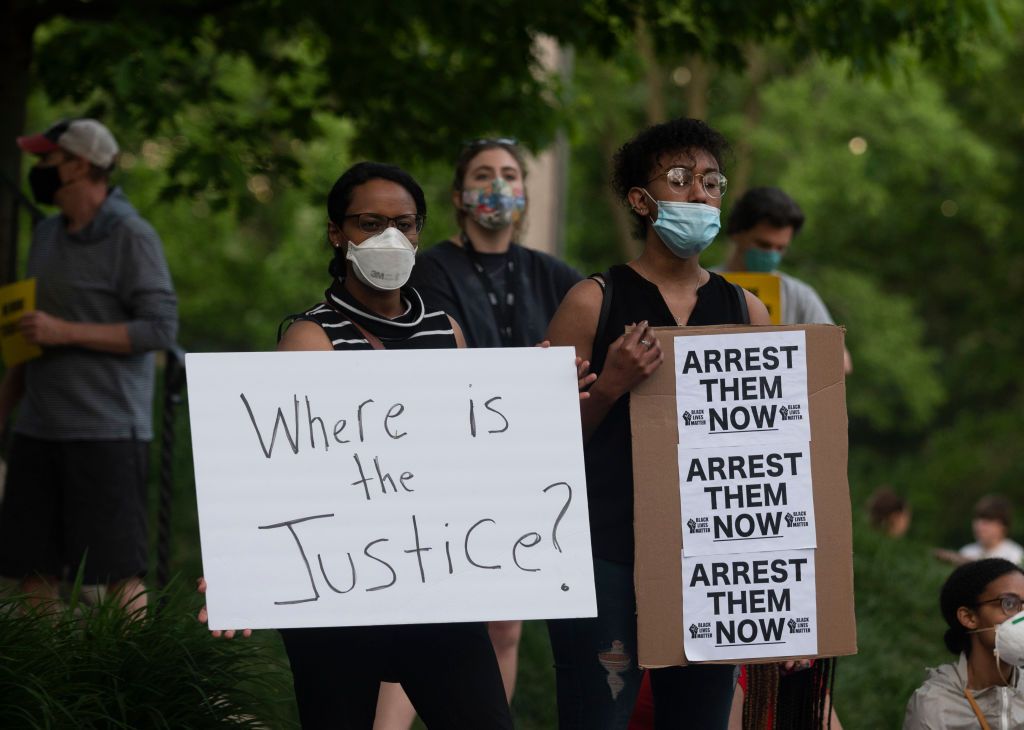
top-left (0, 278), bottom-right (43, 367)
top-left (721, 272), bottom-right (782, 325)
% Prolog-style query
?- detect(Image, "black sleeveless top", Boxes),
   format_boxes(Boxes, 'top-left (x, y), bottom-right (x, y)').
top-left (587, 265), bottom-right (747, 563)
top-left (294, 278), bottom-right (458, 351)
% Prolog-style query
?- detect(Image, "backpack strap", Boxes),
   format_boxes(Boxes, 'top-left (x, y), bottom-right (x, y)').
top-left (731, 282), bottom-right (751, 324)
top-left (590, 269), bottom-right (614, 350)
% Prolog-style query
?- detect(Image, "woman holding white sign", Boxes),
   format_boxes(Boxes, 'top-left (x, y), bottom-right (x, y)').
top-left (201, 162), bottom-right (516, 730)
top-left (544, 118), bottom-right (771, 729)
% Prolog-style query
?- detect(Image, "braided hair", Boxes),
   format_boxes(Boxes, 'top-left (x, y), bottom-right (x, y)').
top-left (743, 658), bottom-right (836, 730)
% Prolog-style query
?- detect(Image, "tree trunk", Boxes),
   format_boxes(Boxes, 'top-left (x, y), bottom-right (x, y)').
top-left (0, 7), bottom-right (36, 284)
top-left (686, 55), bottom-right (710, 121)
top-left (728, 46), bottom-right (768, 201)
top-left (636, 20), bottom-right (666, 124)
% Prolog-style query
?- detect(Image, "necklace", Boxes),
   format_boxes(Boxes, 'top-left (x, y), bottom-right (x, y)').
top-left (631, 261), bottom-right (706, 325)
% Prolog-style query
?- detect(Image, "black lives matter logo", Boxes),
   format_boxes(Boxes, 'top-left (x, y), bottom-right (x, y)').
top-left (784, 511), bottom-right (809, 528)
top-left (681, 409), bottom-right (706, 427)
top-left (687, 516), bottom-right (711, 534)
top-left (689, 622), bottom-right (713, 640)
top-left (787, 617), bottom-right (811, 634)
top-left (779, 404), bottom-right (803, 421)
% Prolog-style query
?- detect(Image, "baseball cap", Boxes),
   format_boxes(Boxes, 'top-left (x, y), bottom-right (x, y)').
top-left (17, 118), bottom-right (119, 169)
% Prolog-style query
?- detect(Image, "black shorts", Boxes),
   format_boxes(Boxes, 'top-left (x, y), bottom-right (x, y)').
top-left (0, 434), bottom-right (150, 584)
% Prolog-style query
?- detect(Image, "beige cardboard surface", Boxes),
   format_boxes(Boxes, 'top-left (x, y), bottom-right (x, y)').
top-left (630, 324), bottom-right (856, 667)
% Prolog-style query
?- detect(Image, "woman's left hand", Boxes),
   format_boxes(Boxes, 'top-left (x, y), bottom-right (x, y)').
top-left (536, 340), bottom-right (597, 400)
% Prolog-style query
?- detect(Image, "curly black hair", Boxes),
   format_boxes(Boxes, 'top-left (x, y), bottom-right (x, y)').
top-left (611, 118), bottom-right (731, 240)
top-left (726, 186), bottom-right (805, 237)
top-left (940, 558), bottom-right (1024, 656)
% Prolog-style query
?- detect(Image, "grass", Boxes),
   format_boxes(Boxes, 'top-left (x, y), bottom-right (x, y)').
top-left (0, 578), bottom-right (295, 729)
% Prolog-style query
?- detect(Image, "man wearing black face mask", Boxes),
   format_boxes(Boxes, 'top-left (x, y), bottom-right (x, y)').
top-left (0, 119), bottom-right (178, 613)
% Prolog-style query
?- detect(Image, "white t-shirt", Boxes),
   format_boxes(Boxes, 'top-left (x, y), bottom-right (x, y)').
top-left (960, 539), bottom-right (1024, 565)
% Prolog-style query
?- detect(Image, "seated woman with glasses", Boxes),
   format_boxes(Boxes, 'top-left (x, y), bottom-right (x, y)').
top-left (543, 117), bottom-right (770, 729)
top-left (373, 137), bottom-right (582, 729)
top-left (201, 161), bottom-right (515, 730)
top-left (904, 558), bottom-right (1024, 729)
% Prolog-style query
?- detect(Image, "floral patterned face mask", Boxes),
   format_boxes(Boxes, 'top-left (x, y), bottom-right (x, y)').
top-left (461, 177), bottom-right (526, 231)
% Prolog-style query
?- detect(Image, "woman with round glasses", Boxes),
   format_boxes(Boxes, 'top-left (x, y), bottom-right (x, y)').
top-left (544, 118), bottom-right (770, 729)
top-left (904, 558), bottom-right (1024, 728)
top-left (201, 161), bottom-right (517, 730)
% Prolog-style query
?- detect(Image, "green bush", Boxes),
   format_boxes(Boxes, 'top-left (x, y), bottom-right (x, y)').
top-left (0, 579), bottom-right (296, 729)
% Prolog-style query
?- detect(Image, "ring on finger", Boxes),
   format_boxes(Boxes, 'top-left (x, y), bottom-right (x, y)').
top-left (640, 338), bottom-right (653, 349)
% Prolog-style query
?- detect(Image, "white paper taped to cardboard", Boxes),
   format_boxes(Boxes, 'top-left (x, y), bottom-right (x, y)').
top-left (682, 548), bottom-right (818, 661)
top-left (679, 441), bottom-right (816, 556)
top-left (675, 331), bottom-right (810, 448)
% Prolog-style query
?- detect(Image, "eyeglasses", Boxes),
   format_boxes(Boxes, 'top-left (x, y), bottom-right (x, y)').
top-left (343, 213), bottom-right (424, 235)
top-left (647, 167), bottom-right (728, 199)
top-left (976, 593), bottom-right (1024, 616)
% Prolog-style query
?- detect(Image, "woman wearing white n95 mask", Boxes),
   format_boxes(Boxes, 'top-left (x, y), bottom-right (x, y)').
top-left (904, 558), bottom-right (1024, 729)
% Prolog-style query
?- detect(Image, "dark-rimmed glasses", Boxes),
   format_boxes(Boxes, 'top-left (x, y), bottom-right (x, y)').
top-left (647, 167), bottom-right (728, 199)
top-left (976, 593), bottom-right (1024, 616)
top-left (343, 213), bottom-right (424, 235)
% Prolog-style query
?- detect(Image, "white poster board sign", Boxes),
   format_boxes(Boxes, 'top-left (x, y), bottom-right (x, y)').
top-left (682, 548), bottom-right (818, 661)
top-left (675, 331), bottom-right (810, 448)
top-left (187, 347), bottom-right (596, 631)
top-left (679, 442), bottom-right (816, 556)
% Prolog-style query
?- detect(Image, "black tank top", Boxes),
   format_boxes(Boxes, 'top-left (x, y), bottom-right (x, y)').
top-left (586, 265), bottom-right (747, 563)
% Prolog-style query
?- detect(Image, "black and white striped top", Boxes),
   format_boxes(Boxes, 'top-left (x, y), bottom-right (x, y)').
top-left (293, 278), bottom-right (457, 351)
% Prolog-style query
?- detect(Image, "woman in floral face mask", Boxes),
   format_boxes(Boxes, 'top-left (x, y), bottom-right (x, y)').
top-left (381, 143), bottom-right (580, 727)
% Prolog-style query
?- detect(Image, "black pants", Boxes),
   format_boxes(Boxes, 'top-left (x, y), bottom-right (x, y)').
top-left (547, 559), bottom-right (735, 729)
top-left (279, 622), bottom-right (513, 729)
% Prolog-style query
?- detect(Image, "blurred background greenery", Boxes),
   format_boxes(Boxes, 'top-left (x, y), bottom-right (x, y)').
top-left (3, 0), bottom-right (1024, 727)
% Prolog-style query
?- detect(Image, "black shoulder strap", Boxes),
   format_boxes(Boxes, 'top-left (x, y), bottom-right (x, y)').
top-left (731, 282), bottom-right (751, 324)
top-left (277, 313), bottom-right (302, 343)
top-left (590, 268), bottom-right (614, 349)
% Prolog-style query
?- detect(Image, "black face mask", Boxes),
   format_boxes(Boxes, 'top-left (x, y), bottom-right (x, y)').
top-left (28, 164), bottom-right (62, 206)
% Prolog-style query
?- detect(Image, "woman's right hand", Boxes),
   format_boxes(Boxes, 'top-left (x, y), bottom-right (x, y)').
top-left (593, 321), bottom-right (664, 400)
top-left (197, 577), bottom-right (252, 639)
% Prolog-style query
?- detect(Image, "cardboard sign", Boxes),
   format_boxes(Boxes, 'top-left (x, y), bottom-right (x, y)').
top-left (675, 330), bottom-right (810, 448)
top-left (721, 272), bottom-right (782, 324)
top-left (683, 548), bottom-right (817, 661)
top-left (187, 347), bottom-right (596, 631)
top-left (0, 278), bottom-right (42, 367)
top-left (631, 324), bottom-right (855, 666)
top-left (679, 442), bottom-right (815, 556)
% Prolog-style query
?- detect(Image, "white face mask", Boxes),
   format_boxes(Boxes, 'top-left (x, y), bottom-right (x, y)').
top-left (345, 227), bottom-right (417, 291)
top-left (970, 611), bottom-right (1024, 681)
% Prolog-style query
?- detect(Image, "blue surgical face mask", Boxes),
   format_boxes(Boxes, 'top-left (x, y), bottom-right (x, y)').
top-left (642, 191), bottom-right (721, 259)
top-left (744, 247), bottom-right (783, 272)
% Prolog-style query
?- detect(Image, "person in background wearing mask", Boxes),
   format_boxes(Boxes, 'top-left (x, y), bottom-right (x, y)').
top-left (545, 118), bottom-right (771, 729)
top-left (904, 558), bottom-right (1024, 729)
top-left (0, 119), bottom-right (178, 612)
top-left (720, 186), bottom-right (852, 374)
top-left (377, 138), bottom-right (581, 728)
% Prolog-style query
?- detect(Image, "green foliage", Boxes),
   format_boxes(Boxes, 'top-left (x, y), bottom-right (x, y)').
top-left (836, 522), bottom-right (954, 729)
top-left (0, 581), bottom-right (295, 729)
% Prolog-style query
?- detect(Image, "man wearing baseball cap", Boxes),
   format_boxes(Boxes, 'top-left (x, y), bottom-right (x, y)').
top-left (0, 118), bottom-right (178, 612)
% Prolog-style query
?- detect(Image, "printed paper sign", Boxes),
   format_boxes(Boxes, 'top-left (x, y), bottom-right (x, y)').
top-left (187, 347), bottom-right (596, 631)
top-left (679, 442), bottom-right (815, 556)
top-left (0, 278), bottom-right (42, 367)
top-left (675, 331), bottom-right (810, 448)
top-left (683, 548), bottom-right (818, 661)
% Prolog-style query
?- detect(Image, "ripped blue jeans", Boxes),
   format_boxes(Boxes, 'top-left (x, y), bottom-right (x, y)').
top-left (547, 558), bottom-right (735, 730)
